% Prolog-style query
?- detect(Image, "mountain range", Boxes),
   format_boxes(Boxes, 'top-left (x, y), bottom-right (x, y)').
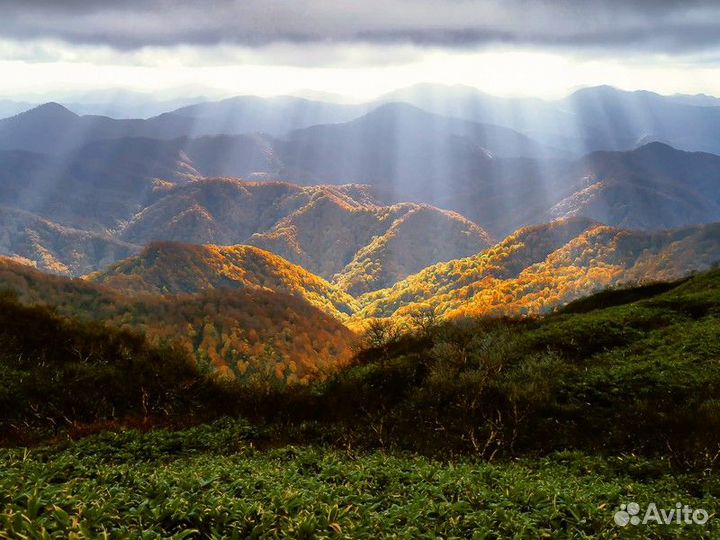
top-left (0, 175), bottom-right (495, 295)
top-left (10, 84), bottom-right (720, 155)
top-left (377, 84), bottom-right (720, 155)
top-left (1, 84), bottom-right (720, 383)
top-left (3, 87), bottom-right (720, 240)
top-left (2, 212), bottom-right (719, 383)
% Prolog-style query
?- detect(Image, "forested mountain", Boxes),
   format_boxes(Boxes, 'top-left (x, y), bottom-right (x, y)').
top-left (118, 178), bottom-right (494, 292)
top-left (0, 258), bottom-right (355, 383)
top-left (359, 218), bottom-right (720, 319)
top-left (3, 212), bottom-right (720, 389)
top-left (0, 206), bottom-right (138, 275)
top-left (0, 147), bottom-right (496, 284)
top-left (2, 87), bottom-right (720, 352)
top-left (90, 242), bottom-right (358, 319)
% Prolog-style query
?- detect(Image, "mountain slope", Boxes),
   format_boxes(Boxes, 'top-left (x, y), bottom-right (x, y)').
top-left (0, 258), bottom-right (354, 383)
top-left (120, 178), bottom-right (494, 292)
top-left (359, 218), bottom-right (720, 319)
top-left (423, 141), bottom-right (720, 236)
top-left (0, 206), bottom-right (139, 275)
top-left (90, 242), bottom-right (358, 319)
top-left (545, 142), bottom-right (720, 230)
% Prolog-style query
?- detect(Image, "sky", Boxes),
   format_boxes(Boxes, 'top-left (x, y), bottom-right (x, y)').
top-left (2, 0), bottom-right (720, 101)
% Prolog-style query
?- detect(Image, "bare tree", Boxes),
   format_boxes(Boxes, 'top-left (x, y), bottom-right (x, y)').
top-left (363, 318), bottom-right (401, 365)
top-left (410, 304), bottom-right (439, 339)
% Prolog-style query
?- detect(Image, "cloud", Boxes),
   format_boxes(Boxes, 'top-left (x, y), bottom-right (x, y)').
top-left (0, 0), bottom-right (719, 55)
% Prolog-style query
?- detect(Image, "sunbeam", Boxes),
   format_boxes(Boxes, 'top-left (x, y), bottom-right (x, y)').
top-left (3, 3), bottom-right (720, 538)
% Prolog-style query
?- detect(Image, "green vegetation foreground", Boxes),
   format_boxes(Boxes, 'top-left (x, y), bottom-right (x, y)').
top-left (1, 421), bottom-right (718, 540)
top-left (3, 269), bottom-right (720, 538)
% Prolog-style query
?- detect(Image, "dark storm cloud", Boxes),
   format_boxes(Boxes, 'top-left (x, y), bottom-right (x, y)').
top-left (1, 0), bottom-right (719, 53)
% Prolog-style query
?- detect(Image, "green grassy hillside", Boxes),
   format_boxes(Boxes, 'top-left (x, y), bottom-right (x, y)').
top-left (309, 267), bottom-right (720, 457)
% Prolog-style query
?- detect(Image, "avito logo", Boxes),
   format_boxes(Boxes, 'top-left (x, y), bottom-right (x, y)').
top-left (614, 502), bottom-right (709, 527)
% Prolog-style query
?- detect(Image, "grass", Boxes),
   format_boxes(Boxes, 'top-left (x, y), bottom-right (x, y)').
top-left (1, 421), bottom-right (719, 540)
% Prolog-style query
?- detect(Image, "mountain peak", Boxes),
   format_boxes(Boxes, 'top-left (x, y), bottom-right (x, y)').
top-left (30, 102), bottom-right (75, 114)
top-left (362, 101), bottom-right (430, 117)
top-left (568, 85), bottom-right (621, 97)
top-left (632, 141), bottom-right (679, 155)
top-left (16, 102), bottom-right (78, 121)
top-left (91, 240), bottom-right (359, 319)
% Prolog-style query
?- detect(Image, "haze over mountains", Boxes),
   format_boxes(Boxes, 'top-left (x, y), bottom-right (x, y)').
top-left (0, 175), bottom-right (495, 294)
top-left (378, 84), bottom-right (720, 155)
top-left (8, 84), bottom-right (720, 155)
top-left (1, 83), bottom-right (720, 382)
top-left (3, 85), bottom-right (720, 243)
top-left (1, 84), bottom-right (720, 356)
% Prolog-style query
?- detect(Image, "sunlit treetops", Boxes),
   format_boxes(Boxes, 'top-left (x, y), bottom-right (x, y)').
top-left (89, 241), bottom-right (358, 319)
top-left (357, 219), bottom-right (720, 321)
top-left (0, 258), bottom-right (356, 385)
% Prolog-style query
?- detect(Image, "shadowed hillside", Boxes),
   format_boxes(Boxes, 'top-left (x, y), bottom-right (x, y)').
top-left (0, 206), bottom-right (139, 275)
top-left (0, 258), bottom-right (355, 384)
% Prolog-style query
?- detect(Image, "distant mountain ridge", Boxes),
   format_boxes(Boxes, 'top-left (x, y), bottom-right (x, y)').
top-left (6, 84), bottom-right (720, 156)
top-left (0, 96), bottom-right (367, 155)
top-left (376, 83), bottom-right (720, 155)
top-left (118, 178), bottom-right (494, 293)
top-left (3, 92), bottom-right (720, 237)
top-left (1, 137), bottom-right (720, 283)
top-left (545, 142), bottom-right (720, 230)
